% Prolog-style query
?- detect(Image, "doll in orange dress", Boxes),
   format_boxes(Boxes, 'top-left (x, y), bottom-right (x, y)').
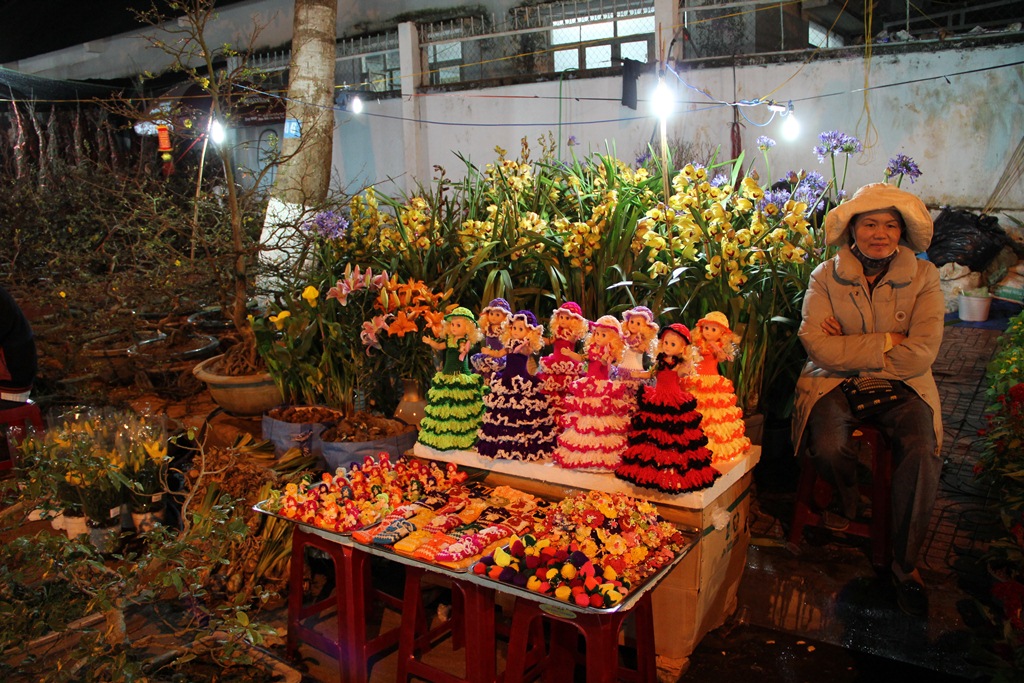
top-left (686, 311), bottom-right (751, 463)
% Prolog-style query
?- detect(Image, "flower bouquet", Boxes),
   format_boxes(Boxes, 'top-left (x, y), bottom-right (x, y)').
top-left (118, 414), bottom-right (170, 529)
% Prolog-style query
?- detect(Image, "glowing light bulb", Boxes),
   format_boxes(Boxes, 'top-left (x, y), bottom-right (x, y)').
top-left (349, 95), bottom-right (363, 114)
top-left (651, 78), bottom-right (674, 120)
top-left (781, 111), bottom-right (800, 141)
top-left (210, 119), bottom-right (226, 144)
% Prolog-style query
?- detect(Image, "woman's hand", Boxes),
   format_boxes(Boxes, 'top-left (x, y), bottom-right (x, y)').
top-left (889, 332), bottom-right (907, 347)
top-left (821, 316), bottom-right (843, 336)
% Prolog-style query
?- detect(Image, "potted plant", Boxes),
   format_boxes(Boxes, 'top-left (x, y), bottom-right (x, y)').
top-left (119, 414), bottom-right (171, 531)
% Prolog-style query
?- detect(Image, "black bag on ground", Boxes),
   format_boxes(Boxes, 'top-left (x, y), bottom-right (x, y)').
top-left (926, 208), bottom-right (1009, 271)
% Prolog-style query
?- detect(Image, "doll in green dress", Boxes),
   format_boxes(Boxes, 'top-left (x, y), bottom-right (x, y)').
top-left (416, 306), bottom-right (486, 451)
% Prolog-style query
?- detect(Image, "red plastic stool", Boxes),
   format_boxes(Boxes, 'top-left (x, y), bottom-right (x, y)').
top-left (0, 401), bottom-right (44, 473)
top-left (286, 527), bottom-right (405, 682)
top-left (787, 424), bottom-right (893, 568)
top-left (394, 565), bottom-right (475, 683)
top-left (503, 591), bottom-right (657, 683)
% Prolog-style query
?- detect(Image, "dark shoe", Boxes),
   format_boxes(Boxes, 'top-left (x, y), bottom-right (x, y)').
top-left (893, 575), bottom-right (929, 617)
top-left (822, 510), bottom-right (850, 531)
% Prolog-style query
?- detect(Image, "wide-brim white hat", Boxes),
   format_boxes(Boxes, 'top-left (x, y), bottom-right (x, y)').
top-left (824, 183), bottom-right (933, 252)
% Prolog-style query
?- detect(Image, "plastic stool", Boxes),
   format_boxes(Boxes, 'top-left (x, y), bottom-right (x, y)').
top-left (503, 592), bottom-right (657, 683)
top-left (0, 401), bottom-right (44, 473)
top-left (787, 424), bottom-right (892, 567)
top-left (394, 565), bottom-right (475, 683)
top-left (286, 527), bottom-right (405, 682)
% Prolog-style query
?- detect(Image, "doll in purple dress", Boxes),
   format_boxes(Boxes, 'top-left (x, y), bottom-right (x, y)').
top-left (471, 298), bottom-right (512, 381)
top-left (477, 311), bottom-right (557, 460)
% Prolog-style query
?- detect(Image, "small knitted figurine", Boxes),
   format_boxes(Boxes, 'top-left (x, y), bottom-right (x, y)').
top-left (537, 301), bottom-right (588, 422)
top-left (616, 305), bottom-right (659, 397)
top-left (616, 323), bottom-right (720, 493)
top-left (552, 315), bottom-right (632, 471)
top-left (476, 310), bottom-right (558, 461)
top-left (471, 298), bottom-right (512, 381)
top-left (686, 311), bottom-right (751, 463)
top-left (416, 307), bottom-right (486, 452)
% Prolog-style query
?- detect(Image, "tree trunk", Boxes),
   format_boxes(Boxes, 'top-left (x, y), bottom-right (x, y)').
top-left (260, 0), bottom-right (337, 291)
top-left (273, 0), bottom-right (336, 204)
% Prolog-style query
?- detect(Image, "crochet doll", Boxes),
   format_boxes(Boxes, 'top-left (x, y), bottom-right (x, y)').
top-left (552, 315), bottom-right (632, 471)
top-left (476, 310), bottom-right (557, 461)
top-left (537, 301), bottom-right (588, 422)
top-left (416, 307), bottom-right (486, 452)
top-left (686, 311), bottom-right (751, 463)
top-left (471, 298), bottom-right (512, 381)
top-left (616, 305), bottom-right (659, 397)
top-left (616, 323), bottom-right (720, 493)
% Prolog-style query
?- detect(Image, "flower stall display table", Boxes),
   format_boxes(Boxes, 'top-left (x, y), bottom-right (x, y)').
top-left (411, 442), bottom-right (761, 667)
top-left (258, 505), bottom-right (696, 683)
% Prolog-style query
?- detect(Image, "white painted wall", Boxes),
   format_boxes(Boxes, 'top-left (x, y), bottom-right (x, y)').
top-left (6, 0), bottom-right (1022, 211)
top-left (333, 41), bottom-right (1023, 212)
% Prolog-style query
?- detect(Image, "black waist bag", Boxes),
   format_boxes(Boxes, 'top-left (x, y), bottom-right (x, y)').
top-left (840, 377), bottom-right (911, 419)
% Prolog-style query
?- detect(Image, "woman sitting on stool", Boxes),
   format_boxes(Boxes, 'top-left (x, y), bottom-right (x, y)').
top-left (0, 284), bottom-right (37, 409)
top-left (792, 183), bottom-right (944, 618)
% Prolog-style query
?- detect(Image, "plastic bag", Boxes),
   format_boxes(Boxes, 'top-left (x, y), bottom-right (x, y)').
top-left (926, 208), bottom-right (1009, 271)
top-left (937, 262), bottom-right (982, 313)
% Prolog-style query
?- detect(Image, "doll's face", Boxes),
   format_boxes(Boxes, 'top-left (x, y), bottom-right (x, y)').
top-left (625, 316), bottom-right (647, 334)
top-left (509, 319), bottom-right (529, 339)
top-left (699, 322), bottom-right (724, 342)
top-left (659, 330), bottom-right (688, 356)
top-left (553, 311), bottom-right (572, 328)
top-left (484, 308), bottom-right (508, 325)
top-left (591, 326), bottom-right (617, 345)
top-left (449, 316), bottom-right (472, 337)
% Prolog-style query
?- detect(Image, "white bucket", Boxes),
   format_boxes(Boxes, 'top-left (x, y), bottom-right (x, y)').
top-left (958, 294), bottom-right (992, 322)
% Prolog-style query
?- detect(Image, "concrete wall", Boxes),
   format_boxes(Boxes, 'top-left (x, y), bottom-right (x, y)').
top-left (333, 41), bottom-right (1023, 212)
top-left (6, 1), bottom-right (1022, 211)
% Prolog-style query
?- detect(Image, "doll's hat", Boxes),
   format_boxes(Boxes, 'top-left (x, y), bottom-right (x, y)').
top-left (622, 305), bottom-right (654, 323)
top-left (658, 323), bottom-right (691, 344)
top-left (590, 315), bottom-right (622, 335)
top-left (824, 182), bottom-right (933, 252)
top-left (481, 298), bottom-right (511, 314)
top-left (554, 301), bottom-right (584, 319)
top-left (696, 311), bottom-right (731, 331)
top-left (444, 306), bottom-right (476, 322)
top-left (511, 310), bottom-right (540, 328)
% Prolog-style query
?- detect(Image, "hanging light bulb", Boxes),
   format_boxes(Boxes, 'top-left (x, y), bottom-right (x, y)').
top-left (209, 119), bottom-right (226, 145)
top-left (781, 101), bottom-right (800, 141)
top-left (651, 77), bottom-right (674, 120)
top-left (349, 94), bottom-right (364, 114)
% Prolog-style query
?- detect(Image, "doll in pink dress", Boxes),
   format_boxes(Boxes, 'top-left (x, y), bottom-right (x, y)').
top-left (685, 311), bottom-right (751, 463)
top-left (537, 301), bottom-right (588, 422)
top-left (552, 315), bottom-right (632, 471)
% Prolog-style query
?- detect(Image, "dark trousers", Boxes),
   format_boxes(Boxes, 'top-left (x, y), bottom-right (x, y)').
top-left (805, 385), bottom-right (941, 572)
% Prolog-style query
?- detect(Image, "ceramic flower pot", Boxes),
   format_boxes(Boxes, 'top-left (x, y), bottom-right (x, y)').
top-left (192, 354), bottom-right (284, 417)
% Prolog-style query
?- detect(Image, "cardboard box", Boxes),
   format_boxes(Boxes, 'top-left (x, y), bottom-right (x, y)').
top-left (651, 470), bottom-right (753, 659)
